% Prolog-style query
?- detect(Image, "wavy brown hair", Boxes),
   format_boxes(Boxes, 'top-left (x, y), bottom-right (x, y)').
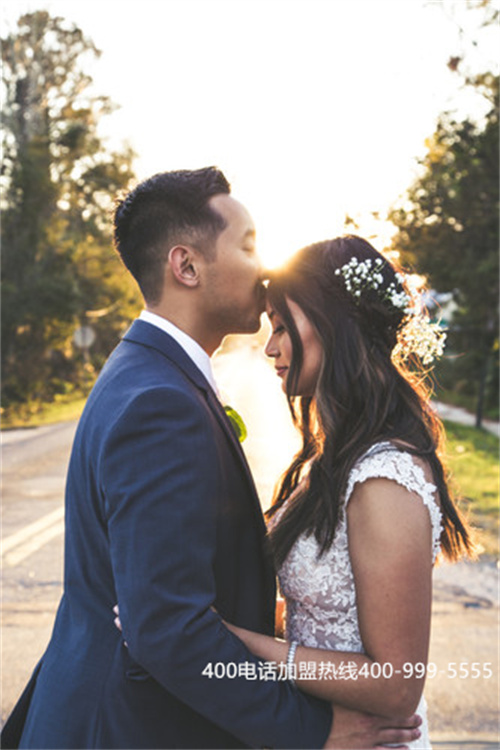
top-left (266, 236), bottom-right (474, 567)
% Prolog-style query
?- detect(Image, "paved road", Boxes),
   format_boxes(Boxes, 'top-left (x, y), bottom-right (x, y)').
top-left (2, 420), bottom-right (77, 718)
top-left (433, 402), bottom-right (499, 438)
top-left (2, 346), bottom-right (499, 745)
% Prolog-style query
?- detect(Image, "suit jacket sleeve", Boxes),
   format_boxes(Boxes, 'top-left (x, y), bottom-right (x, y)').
top-left (101, 385), bottom-right (332, 749)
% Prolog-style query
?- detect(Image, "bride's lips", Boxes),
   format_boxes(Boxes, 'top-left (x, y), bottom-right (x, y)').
top-left (275, 366), bottom-right (288, 378)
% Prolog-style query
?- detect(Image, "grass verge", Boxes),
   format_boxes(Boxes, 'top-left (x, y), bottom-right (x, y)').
top-left (443, 420), bottom-right (499, 559)
top-left (1, 394), bottom-right (87, 430)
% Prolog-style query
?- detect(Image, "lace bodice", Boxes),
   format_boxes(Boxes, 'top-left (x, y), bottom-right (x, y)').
top-left (275, 442), bottom-right (441, 748)
top-left (276, 442), bottom-right (442, 652)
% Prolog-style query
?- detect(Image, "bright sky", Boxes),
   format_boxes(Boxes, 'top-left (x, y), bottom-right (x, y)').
top-left (2, 0), bottom-right (499, 267)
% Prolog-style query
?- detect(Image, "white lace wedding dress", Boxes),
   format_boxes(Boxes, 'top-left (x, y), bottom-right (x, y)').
top-left (275, 442), bottom-right (443, 749)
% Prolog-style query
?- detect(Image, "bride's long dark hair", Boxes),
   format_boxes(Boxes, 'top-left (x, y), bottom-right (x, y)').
top-left (266, 236), bottom-right (474, 566)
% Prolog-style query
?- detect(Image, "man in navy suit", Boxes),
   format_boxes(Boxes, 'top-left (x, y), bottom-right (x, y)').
top-left (3, 168), bottom-right (421, 748)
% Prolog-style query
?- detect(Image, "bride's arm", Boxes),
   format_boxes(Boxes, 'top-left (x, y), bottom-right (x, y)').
top-left (223, 622), bottom-right (375, 693)
top-left (226, 477), bottom-right (433, 719)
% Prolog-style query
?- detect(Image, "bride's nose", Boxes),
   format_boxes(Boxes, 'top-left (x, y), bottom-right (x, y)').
top-left (264, 334), bottom-right (279, 359)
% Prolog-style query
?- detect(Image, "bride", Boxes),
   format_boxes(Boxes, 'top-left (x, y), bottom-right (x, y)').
top-left (225, 235), bottom-right (474, 748)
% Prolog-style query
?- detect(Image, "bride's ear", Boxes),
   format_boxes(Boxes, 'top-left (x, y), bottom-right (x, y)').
top-left (168, 245), bottom-right (201, 288)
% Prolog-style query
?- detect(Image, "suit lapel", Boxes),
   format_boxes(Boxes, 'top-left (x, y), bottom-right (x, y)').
top-left (122, 321), bottom-right (267, 534)
top-left (203, 387), bottom-right (267, 530)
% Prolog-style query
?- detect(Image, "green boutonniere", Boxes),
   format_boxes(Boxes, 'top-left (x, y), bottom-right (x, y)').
top-left (224, 405), bottom-right (248, 443)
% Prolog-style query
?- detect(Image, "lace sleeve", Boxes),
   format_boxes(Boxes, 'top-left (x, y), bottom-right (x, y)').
top-left (344, 443), bottom-right (443, 561)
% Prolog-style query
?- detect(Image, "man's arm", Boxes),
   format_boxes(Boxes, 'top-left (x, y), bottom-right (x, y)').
top-left (101, 385), bottom-right (332, 749)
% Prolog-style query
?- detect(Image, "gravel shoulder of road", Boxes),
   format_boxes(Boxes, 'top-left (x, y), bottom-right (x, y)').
top-left (433, 558), bottom-right (499, 606)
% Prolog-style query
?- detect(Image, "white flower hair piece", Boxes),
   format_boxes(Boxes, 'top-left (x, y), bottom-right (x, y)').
top-left (393, 313), bottom-right (447, 365)
top-left (334, 256), bottom-right (447, 365)
top-left (335, 257), bottom-right (411, 312)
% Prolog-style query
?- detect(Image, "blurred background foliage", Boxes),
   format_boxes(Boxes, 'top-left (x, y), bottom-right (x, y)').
top-left (388, 76), bottom-right (499, 426)
top-left (387, 0), bottom-right (499, 428)
top-left (1, 10), bottom-right (141, 421)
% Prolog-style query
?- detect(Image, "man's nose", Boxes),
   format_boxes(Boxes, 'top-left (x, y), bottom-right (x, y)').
top-left (252, 250), bottom-right (264, 273)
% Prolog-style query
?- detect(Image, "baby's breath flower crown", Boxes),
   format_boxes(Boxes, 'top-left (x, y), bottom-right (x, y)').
top-left (334, 256), bottom-right (446, 365)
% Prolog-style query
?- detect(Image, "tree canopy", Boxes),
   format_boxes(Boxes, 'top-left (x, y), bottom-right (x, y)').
top-left (388, 55), bottom-right (498, 426)
top-left (1, 11), bottom-right (141, 413)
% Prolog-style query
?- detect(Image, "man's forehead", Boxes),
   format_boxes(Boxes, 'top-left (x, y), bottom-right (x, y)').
top-left (210, 194), bottom-right (254, 231)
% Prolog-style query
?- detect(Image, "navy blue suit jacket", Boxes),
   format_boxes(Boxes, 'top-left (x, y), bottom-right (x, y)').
top-left (4, 321), bottom-right (331, 749)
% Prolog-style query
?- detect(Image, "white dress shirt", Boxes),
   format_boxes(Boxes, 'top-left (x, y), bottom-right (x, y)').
top-left (139, 310), bottom-right (219, 395)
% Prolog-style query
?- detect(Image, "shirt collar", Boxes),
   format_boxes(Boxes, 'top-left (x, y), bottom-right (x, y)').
top-left (139, 310), bottom-right (219, 395)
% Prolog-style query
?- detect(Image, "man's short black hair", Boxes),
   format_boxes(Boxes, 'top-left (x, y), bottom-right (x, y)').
top-left (114, 167), bottom-right (231, 304)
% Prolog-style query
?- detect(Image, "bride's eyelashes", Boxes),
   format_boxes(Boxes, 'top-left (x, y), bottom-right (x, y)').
top-left (272, 325), bottom-right (285, 335)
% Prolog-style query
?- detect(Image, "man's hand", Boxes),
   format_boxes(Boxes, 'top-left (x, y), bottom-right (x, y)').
top-left (324, 704), bottom-right (422, 749)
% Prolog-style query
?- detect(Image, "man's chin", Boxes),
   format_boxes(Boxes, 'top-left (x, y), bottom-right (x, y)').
top-left (232, 313), bottom-right (263, 335)
top-left (247, 314), bottom-right (264, 334)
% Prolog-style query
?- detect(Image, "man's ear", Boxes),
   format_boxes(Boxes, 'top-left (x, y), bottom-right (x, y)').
top-left (168, 245), bottom-right (201, 288)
